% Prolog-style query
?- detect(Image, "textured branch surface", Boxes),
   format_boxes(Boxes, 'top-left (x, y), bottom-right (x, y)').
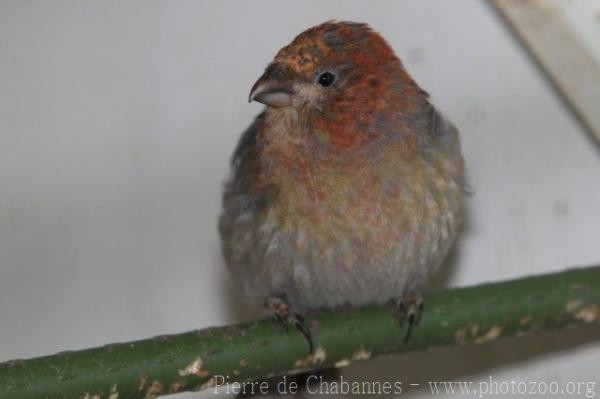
top-left (2, 266), bottom-right (600, 398)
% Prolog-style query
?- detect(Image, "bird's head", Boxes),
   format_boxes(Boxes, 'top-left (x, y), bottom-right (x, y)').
top-left (249, 21), bottom-right (427, 150)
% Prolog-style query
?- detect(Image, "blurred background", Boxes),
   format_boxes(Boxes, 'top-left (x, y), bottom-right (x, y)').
top-left (1, 1), bottom-right (600, 397)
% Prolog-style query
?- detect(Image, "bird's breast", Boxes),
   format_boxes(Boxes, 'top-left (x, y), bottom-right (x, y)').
top-left (256, 138), bottom-right (432, 255)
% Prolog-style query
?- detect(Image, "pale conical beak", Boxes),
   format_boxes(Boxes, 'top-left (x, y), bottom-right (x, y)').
top-left (248, 71), bottom-right (293, 108)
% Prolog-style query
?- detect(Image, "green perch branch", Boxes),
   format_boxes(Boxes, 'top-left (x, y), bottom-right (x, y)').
top-left (2, 266), bottom-right (600, 398)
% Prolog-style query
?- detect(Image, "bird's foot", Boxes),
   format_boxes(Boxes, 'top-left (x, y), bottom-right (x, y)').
top-left (266, 296), bottom-right (314, 353)
top-left (394, 290), bottom-right (424, 344)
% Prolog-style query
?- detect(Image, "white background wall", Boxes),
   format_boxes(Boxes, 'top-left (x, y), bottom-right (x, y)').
top-left (1, 1), bottom-right (599, 397)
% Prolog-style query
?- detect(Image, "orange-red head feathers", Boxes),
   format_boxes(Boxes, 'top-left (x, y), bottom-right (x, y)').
top-left (249, 21), bottom-right (429, 151)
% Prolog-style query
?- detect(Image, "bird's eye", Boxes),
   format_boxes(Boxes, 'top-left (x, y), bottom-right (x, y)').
top-left (317, 71), bottom-right (336, 87)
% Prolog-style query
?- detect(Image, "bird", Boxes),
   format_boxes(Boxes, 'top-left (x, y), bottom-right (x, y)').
top-left (219, 20), bottom-right (466, 350)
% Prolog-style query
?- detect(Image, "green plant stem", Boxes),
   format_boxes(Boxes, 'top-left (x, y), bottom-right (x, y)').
top-left (2, 266), bottom-right (600, 398)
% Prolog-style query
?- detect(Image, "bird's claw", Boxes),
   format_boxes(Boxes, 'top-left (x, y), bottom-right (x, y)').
top-left (266, 296), bottom-right (314, 353)
top-left (394, 291), bottom-right (424, 344)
